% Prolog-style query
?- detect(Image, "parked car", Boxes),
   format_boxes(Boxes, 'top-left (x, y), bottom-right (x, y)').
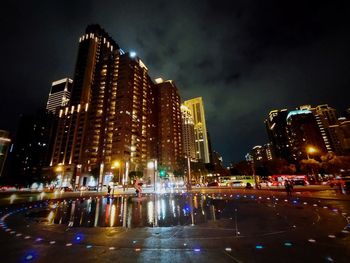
top-left (60, 187), bottom-right (73, 192)
top-left (87, 185), bottom-right (98, 191)
top-left (207, 181), bottom-right (219, 187)
top-left (292, 179), bottom-right (308, 186)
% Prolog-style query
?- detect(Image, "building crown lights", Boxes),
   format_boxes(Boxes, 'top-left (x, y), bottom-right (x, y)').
top-left (286, 109), bottom-right (312, 120)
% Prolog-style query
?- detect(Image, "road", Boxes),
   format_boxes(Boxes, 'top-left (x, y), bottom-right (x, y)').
top-left (0, 186), bottom-right (349, 262)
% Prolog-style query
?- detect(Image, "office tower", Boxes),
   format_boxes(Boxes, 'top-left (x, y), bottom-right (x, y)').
top-left (46, 78), bottom-right (73, 113)
top-left (265, 109), bottom-right (291, 161)
top-left (184, 97), bottom-right (210, 163)
top-left (0, 130), bottom-right (11, 177)
top-left (51, 25), bottom-right (157, 187)
top-left (287, 109), bottom-right (327, 161)
top-left (155, 78), bottom-right (182, 172)
top-left (12, 110), bottom-right (56, 183)
top-left (181, 105), bottom-right (196, 160)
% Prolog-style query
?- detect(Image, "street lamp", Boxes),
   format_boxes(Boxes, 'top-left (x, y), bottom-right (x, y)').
top-left (306, 146), bottom-right (317, 160)
top-left (111, 160), bottom-right (121, 196)
top-left (186, 156), bottom-right (192, 191)
top-left (147, 160), bottom-right (157, 192)
top-left (306, 146), bottom-right (318, 182)
top-left (55, 164), bottom-right (64, 189)
top-left (112, 161), bottom-right (121, 184)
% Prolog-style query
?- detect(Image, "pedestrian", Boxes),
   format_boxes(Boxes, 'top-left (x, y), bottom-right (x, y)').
top-left (107, 185), bottom-right (111, 195)
top-left (285, 180), bottom-right (292, 196)
top-left (134, 178), bottom-right (142, 198)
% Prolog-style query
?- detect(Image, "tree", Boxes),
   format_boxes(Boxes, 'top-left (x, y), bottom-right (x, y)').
top-left (300, 159), bottom-right (321, 177)
top-left (320, 153), bottom-right (350, 174)
top-left (232, 161), bottom-right (253, 175)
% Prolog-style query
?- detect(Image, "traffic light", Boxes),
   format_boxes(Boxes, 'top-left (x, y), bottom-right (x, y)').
top-left (159, 170), bottom-right (166, 177)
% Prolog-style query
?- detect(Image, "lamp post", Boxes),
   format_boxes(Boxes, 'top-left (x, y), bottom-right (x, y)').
top-left (111, 161), bottom-right (121, 196)
top-left (306, 146), bottom-right (317, 160)
top-left (187, 156), bottom-right (192, 191)
top-left (147, 160), bottom-right (157, 192)
top-left (55, 164), bottom-right (64, 189)
top-left (306, 146), bottom-right (317, 182)
top-left (112, 161), bottom-right (121, 184)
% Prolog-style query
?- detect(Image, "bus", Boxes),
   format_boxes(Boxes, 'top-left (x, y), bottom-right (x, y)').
top-left (219, 175), bottom-right (255, 187)
top-left (268, 175), bottom-right (309, 186)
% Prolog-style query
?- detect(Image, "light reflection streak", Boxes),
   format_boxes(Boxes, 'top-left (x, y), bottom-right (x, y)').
top-left (147, 201), bottom-right (154, 225)
top-left (110, 204), bottom-right (116, 227)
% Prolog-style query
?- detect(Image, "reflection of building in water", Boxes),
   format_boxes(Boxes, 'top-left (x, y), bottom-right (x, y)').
top-left (46, 195), bottom-right (222, 228)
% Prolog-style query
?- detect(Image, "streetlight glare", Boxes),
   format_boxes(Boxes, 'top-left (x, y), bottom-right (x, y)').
top-left (147, 161), bottom-right (155, 169)
top-left (307, 146), bottom-right (317, 154)
top-left (113, 161), bottom-right (121, 168)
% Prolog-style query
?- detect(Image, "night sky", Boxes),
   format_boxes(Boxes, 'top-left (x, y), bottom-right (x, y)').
top-left (1, 0), bottom-right (350, 164)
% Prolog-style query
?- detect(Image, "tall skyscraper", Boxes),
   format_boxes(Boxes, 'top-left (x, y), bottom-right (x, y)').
top-left (287, 109), bottom-right (327, 161)
top-left (155, 78), bottom-right (183, 172)
top-left (111, 53), bottom-right (157, 171)
top-left (51, 25), bottom-right (158, 187)
top-left (51, 25), bottom-right (119, 183)
top-left (181, 104), bottom-right (196, 160)
top-left (184, 97), bottom-right (210, 163)
top-left (0, 130), bottom-right (11, 177)
top-left (265, 109), bottom-right (291, 161)
top-left (46, 78), bottom-right (73, 113)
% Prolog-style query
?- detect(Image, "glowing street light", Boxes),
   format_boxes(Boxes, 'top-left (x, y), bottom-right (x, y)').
top-left (306, 146), bottom-right (317, 160)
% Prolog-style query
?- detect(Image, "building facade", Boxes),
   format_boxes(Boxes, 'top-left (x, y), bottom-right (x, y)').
top-left (180, 104), bottom-right (196, 160)
top-left (265, 109), bottom-right (291, 161)
top-left (183, 97), bottom-right (210, 163)
top-left (51, 25), bottom-right (163, 187)
top-left (11, 110), bottom-right (56, 184)
top-left (286, 109), bottom-right (327, 161)
top-left (46, 78), bottom-right (73, 113)
top-left (155, 78), bottom-right (183, 172)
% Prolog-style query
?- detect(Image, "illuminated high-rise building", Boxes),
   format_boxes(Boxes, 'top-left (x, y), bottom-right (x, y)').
top-left (184, 97), bottom-right (210, 163)
top-left (46, 78), bottom-right (72, 113)
top-left (0, 130), bottom-right (11, 177)
top-left (155, 78), bottom-right (182, 172)
top-left (111, 53), bottom-right (157, 171)
top-left (265, 109), bottom-right (290, 161)
top-left (51, 25), bottom-right (157, 187)
top-left (287, 109), bottom-right (327, 161)
top-left (181, 104), bottom-right (196, 160)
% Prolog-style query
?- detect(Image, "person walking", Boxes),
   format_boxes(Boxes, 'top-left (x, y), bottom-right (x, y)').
top-left (134, 178), bottom-right (142, 198)
top-left (285, 180), bottom-right (292, 196)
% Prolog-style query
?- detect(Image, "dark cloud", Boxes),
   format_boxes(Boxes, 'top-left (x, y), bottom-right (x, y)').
top-left (1, 0), bottom-right (350, 164)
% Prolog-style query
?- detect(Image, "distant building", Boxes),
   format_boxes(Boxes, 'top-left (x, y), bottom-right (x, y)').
top-left (183, 97), bottom-right (210, 163)
top-left (12, 110), bottom-right (56, 183)
top-left (0, 130), bottom-right (11, 177)
top-left (265, 109), bottom-right (290, 161)
top-left (181, 104), bottom-right (196, 161)
top-left (155, 79), bottom-right (183, 172)
top-left (46, 78), bottom-right (72, 113)
top-left (247, 144), bottom-right (273, 166)
top-left (329, 120), bottom-right (350, 155)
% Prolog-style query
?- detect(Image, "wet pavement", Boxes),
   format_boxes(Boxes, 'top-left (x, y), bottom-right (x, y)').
top-left (1, 191), bottom-right (350, 262)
